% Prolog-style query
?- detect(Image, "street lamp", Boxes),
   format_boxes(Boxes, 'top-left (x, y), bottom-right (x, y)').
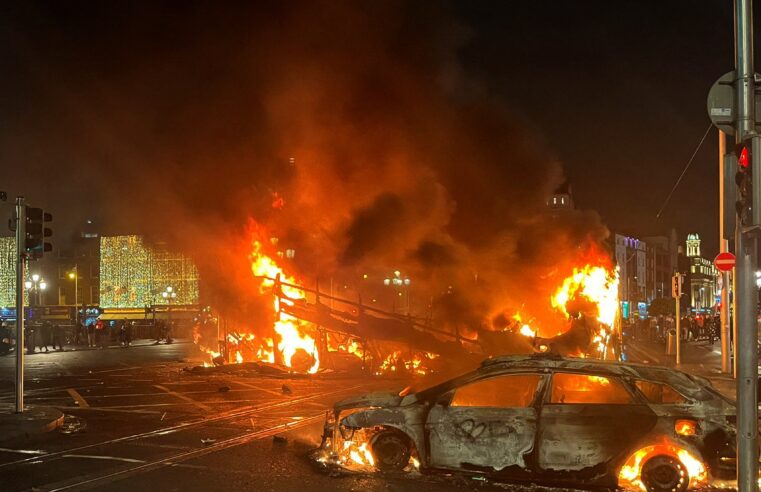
top-left (24, 274), bottom-right (47, 307)
top-left (383, 271), bottom-right (411, 314)
top-left (162, 286), bottom-right (177, 334)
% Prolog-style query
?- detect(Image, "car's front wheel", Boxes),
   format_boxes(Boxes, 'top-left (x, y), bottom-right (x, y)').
top-left (371, 429), bottom-right (411, 472)
top-left (640, 455), bottom-right (689, 492)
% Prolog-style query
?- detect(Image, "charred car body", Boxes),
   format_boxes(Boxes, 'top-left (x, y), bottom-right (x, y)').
top-left (319, 355), bottom-right (741, 492)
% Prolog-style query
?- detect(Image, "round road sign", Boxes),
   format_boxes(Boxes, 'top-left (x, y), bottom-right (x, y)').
top-left (714, 251), bottom-right (736, 271)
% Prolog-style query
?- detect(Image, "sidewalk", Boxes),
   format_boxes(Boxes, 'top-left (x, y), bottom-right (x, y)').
top-left (626, 337), bottom-right (738, 401)
top-left (23, 338), bottom-right (189, 355)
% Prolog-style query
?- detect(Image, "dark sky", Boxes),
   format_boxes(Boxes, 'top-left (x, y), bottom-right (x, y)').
top-left (0, 0), bottom-right (749, 258)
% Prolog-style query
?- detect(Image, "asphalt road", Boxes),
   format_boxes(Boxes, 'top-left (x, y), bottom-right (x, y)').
top-left (0, 341), bottom-right (574, 492)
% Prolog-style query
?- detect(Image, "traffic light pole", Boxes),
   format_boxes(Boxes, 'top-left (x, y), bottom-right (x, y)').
top-left (14, 197), bottom-right (25, 413)
top-left (719, 130), bottom-right (732, 374)
top-left (734, 0), bottom-right (759, 489)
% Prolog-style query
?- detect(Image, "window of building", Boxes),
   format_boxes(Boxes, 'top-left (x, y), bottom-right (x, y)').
top-left (451, 374), bottom-right (541, 408)
top-left (635, 380), bottom-right (689, 404)
top-left (549, 373), bottom-right (632, 404)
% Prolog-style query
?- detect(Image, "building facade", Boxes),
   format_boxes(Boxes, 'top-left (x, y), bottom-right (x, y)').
top-left (684, 233), bottom-right (718, 313)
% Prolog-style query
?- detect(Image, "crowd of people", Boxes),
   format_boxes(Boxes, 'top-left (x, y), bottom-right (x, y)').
top-left (628, 313), bottom-right (722, 344)
top-left (0, 318), bottom-right (177, 354)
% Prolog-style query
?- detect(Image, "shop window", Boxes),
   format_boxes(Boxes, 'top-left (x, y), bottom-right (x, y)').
top-left (451, 374), bottom-right (541, 408)
top-left (635, 380), bottom-right (688, 404)
top-left (550, 373), bottom-right (632, 404)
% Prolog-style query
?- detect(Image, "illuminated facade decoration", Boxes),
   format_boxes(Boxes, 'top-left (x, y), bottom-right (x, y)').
top-left (0, 237), bottom-right (15, 307)
top-left (99, 235), bottom-right (199, 308)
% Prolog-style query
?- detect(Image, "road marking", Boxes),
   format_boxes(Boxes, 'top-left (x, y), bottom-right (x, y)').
top-left (62, 454), bottom-right (146, 463)
top-left (66, 388), bottom-right (90, 408)
top-left (153, 384), bottom-right (212, 412)
top-left (55, 406), bottom-right (160, 415)
top-left (234, 380), bottom-right (284, 397)
top-left (0, 448), bottom-right (47, 455)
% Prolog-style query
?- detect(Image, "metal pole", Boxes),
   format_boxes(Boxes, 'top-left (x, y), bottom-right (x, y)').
top-left (719, 129), bottom-right (731, 372)
top-left (734, 1), bottom-right (759, 489)
top-left (74, 265), bottom-right (78, 330)
top-left (675, 295), bottom-right (681, 365)
top-left (14, 197), bottom-right (25, 413)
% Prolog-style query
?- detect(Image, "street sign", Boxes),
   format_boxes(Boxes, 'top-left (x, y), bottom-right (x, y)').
top-left (707, 71), bottom-right (761, 135)
top-left (714, 251), bottom-right (736, 271)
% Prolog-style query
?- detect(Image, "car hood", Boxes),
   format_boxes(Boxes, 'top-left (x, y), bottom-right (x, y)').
top-left (334, 391), bottom-right (403, 411)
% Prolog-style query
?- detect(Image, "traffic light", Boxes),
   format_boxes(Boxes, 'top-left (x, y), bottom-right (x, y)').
top-left (736, 141), bottom-right (753, 225)
top-left (671, 274), bottom-right (683, 298)
top-left (25, 207), bottom-right (52, 259)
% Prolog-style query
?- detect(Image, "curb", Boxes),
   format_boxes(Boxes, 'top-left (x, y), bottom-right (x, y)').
top-left (0, 404), bottom-right (64, 441)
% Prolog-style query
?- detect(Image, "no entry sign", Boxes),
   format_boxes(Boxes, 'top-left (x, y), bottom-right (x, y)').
top-left (714, 252), bottom-right (736, 272)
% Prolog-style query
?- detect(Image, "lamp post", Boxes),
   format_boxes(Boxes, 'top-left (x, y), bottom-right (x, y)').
top-left (68, 265), bottom-right (78, 328)
top-left (383, 271), bottom-right (411, 314)
top-left (162, 286), bottom-right (177, 340)
top-left (24, 274), bottom-right (47, 309)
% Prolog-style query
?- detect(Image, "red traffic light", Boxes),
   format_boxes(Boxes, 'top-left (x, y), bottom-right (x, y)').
top-left (739, 145), bottom-right (750, 168)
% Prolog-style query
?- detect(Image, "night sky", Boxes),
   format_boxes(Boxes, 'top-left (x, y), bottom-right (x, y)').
top-left (0, 1), bottom-right (751, 257)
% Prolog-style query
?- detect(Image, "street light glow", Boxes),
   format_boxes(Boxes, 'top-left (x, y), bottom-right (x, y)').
top-left (24, 281), bottom-right (32, 289)
top-left (31, 274), bottom-right (40, 282)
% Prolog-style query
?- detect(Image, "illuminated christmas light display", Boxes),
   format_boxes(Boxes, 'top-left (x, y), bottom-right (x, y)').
top-left (99, 235), bottom-right (199, 308)
top-left (0, 237), bottom-right (15, 307)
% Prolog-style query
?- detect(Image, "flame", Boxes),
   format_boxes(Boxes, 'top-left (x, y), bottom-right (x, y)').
top-left (376, 351), bottom-right (438, 376)
top-left (619, 444), bottom-right (707, 490)
top-left (519, 324), bottom-right (536, 338)
top-left (551, 265), bottom-right (619, 326)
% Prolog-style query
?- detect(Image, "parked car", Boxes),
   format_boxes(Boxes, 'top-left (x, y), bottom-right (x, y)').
top-left (320, 354), bottom-right (741, 492)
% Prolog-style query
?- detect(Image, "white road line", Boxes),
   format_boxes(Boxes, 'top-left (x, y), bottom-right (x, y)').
top-left (62, 454), bottom-right (146, 463)
top-left (153, 384), bottom-right (212, 412)
top-left (234, 380), bottom-right (284, 397)
top-left (0, 448), bottom-right (48, 455)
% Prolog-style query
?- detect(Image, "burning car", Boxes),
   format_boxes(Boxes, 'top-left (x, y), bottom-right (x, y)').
top-left (318, 354), bottom-right (742, 492)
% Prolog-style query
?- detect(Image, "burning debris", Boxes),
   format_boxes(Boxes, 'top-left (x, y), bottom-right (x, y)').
top-left (192, 221), bottom-right (621, 380)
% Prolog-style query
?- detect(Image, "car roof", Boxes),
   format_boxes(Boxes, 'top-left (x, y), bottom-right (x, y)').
top-left (477, 354), bottom-right (709, 397)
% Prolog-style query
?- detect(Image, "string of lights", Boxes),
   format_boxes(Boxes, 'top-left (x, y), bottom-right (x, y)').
top-left (99, 235), bottom-right (199, 308)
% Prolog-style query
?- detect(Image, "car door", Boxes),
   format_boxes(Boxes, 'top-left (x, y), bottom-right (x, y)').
top-left (426, 372), bottom-right (545, 473)
top-left (537, 371), bottom-right (658, 479)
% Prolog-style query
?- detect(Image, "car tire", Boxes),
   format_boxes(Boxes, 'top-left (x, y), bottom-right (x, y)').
top-left (371, 429), bottom-right (411, 472)
top-left (640, 455), bottom-right (689, 492)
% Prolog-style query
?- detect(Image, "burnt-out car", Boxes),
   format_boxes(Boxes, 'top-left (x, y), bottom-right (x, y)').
top-left (319, 354), bottom-right (743, 492)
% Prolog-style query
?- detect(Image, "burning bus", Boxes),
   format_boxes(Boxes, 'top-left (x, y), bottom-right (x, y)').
top-left (318, 354), bottom-right (739, 492)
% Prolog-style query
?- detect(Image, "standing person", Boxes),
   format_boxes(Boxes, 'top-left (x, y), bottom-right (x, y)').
top-left (155, 320), bottom-right (164, 345)
top-left (51, 322), bottom-right (64, 351)
top-left (125, 321), bottom-right (134, 347)
top-left (95, 318), bottom-right (105, 348)
top-left (87, 320), bottom-right (95, 347)
top-left (119, 318), bottom-right (128, 346)
top-left (37, 321), bottom-right (52, 353)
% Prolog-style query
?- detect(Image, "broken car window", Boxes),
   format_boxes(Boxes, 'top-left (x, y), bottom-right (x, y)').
top-left (549, 373), bottom-right (632, 404)
top-left (634, 380), bottom-right (689, 404)
top-left (450, 374), bottom-right (541, 408)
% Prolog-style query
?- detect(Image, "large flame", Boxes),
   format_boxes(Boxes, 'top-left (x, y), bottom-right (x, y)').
top-left (551, 265), bottom-right (619, 326)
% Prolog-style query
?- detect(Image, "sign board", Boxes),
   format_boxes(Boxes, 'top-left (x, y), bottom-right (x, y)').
top-left (707, 71), bottom-right (761, 135)
top-left (714, 251), bottom-right (736, 271)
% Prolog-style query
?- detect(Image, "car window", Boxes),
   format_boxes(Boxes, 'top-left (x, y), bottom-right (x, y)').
top-left (635, 380), bottom-right (689, 404)
top-left (549, 373), bottom-right (632, 404)
top-left (450, 374), bottom-right (541, 408)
